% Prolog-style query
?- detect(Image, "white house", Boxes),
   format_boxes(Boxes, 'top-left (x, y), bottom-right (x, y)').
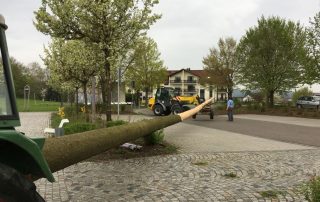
top-left (153, 68), bottom-right (228, 101)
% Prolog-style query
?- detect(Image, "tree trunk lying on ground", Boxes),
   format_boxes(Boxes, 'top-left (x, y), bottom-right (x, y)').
top-left (41, 98), bottom-right (213, 177)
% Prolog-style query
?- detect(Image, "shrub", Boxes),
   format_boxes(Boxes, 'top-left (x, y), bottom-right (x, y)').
top-left (143, 129), bottom-right (165, 145)
top-left (292, 87), bottom-right (313, 104)
top-left (64, 122), bottom-right (96, 135)
top-left (120, 104), bottom-right (126, 112)
top-left (106, 120), bottom-right (128, 127)
top-left (301, 175), bottom-right (320, 202)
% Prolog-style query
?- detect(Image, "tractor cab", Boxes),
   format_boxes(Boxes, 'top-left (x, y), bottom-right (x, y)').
top-left (153, 87), bottom-right (193, 116)
top-left (0, 14), bottom-right (54, 184)
top-left (0, 16), bottom-right (20, 128)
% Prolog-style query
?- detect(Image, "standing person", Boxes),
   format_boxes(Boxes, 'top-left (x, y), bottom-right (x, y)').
top-left (226, 97), bottom-right (234, 121)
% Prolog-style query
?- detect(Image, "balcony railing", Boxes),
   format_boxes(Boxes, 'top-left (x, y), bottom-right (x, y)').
top-left (183, 89), bottom-right (197, 93)
top-left (169, 79), bottom-right (198, 84)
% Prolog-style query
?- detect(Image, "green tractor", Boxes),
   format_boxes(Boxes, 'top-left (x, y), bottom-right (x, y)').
top-left (0, 15), bottom-right (53, 201)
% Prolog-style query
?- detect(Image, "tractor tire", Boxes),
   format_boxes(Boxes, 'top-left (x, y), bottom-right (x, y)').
top-left (192, 114), bottom-right (197, 119)
top-left (153, 105), bottom-right (164, 116)
top-left (171, 106), bottom-right (182, 115)
top-left (210, 111), bottom-right (214, 119)
top-left (0, 163), bottom-right (45, 202)
top-left (164, 109), bottom-right (171, 116)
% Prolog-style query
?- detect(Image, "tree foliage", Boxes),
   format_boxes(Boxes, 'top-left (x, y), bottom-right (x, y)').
top-left (306, 12), bottom-right (320, 83)
top-left (236, 16), bottom-right (308, 107)
top-left (126, 36), bottom-right (167, 106)
top-left (292, 87), bottom-right (314, 104)
top-left (1, 57), bottom-right (47, 99)
top-left (43, 39), bottom-right (101, 106)
top-left (202, 37), bottom-right (237, 98)
top-left (34, 0), bottom-right (161, 121)
top-left (9, 57), bottom-right (28, 98)
top-left (25, 62), bottom-right (48, 100)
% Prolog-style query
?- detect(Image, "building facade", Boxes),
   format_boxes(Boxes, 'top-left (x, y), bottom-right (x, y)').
top-left (158, 68), bottom-right (228, 101)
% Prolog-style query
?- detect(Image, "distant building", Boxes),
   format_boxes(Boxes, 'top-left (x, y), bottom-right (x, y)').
top-left (152, 68), bottom-right (228, 101)
top-left (232, 89), bottom-right (246, 101)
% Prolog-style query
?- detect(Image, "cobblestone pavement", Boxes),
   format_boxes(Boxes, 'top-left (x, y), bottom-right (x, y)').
top-left (35, 150), bottom-right (320, 202)
top-left (17, 112), bottom-right (318, 201)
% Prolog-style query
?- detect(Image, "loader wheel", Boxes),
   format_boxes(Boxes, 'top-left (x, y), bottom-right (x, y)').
top-left (153, 105), bottom-right (164, 116)
top-left (164, 109), bottom-right (171, 116)
top-left (0, 163), bottom-right (45, 202)
top-left (210, 111), bottom-right (214, 119)
top-left (171, 106), bottom-right (182, 115)
top-left (192, 114), bottom-right (197, 119)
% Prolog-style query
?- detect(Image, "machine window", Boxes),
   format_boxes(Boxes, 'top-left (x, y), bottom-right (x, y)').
top-left (0, 49), bottom-right (13, 115)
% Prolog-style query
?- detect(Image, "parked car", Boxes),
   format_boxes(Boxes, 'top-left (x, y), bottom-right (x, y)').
top-left (296, 96), bottom-right (320, 109)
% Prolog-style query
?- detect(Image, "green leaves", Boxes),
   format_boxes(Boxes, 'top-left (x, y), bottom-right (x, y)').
top-left (202, 37), bottom-right (237, 97)
top-left (35, 0), bottom-right (161, 120)
top-left (236, 16), bottom-right (308, 101)
top-left (306, 12), bottom-right (320, 83)
top-left (126, 36), bottom-right (166, 101)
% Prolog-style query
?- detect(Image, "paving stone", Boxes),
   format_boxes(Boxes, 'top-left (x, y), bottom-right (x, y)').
top-left (19, 112), bottom-right (314, 201)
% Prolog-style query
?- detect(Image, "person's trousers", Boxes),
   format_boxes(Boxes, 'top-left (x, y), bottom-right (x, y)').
top-left (227, 108), bottom-right (233, 121)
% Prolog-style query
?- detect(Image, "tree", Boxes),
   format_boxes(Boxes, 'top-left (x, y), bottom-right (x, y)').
top-left (34, 0), bottom-right (161, 121)
top-left (306, 12), bottom-right (320, 83)
top-left (43, 39), bottom-right (101, 108)
top-left (25, 62), bottom-right (48, 100)
top-left (292, 87), bottom-right (313, 104)
top-left (236, 16), bottom-right (308, 107)
top-left (9, 57), bottom-right (28, 98)
top-left (126, 36), bottom-right (167, 106)
top-left (202, 37), bottom-right (237, 99)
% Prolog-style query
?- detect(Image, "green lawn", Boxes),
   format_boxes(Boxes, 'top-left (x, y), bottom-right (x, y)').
top-left (16, 98), bottom-right (64, 112)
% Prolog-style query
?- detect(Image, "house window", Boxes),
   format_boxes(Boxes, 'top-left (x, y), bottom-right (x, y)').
top-left (187, 85), bottom-right (195, 92)
top-left (175, 87), bottom-right (181, 95)
top-left (187, 76), bottom-right (193, 82)
top-left (209, 89), bottom-right (213, 97)
top-left (200, 89), bottom-right (205, 98)
top-left (174, 76), bottom-right (181, 83)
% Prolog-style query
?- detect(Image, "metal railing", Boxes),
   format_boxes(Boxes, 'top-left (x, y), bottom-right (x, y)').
top-left (169, 79), bottom-right (198, 84)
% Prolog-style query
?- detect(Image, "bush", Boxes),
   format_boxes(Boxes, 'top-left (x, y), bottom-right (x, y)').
top-left (301, 176), bottom-right (320, 202)
top-left (64, 122), bottom-right (96, 135)
top-left (106, 120), bottom-right (128, 127)
top-left (143, 129), bottom-right (165, 145)
top-left (292, 87), bottom-right (313, 104)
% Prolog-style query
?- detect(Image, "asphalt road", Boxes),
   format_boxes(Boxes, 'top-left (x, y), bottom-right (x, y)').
top-left (184, 114), bottom-right (320, 147)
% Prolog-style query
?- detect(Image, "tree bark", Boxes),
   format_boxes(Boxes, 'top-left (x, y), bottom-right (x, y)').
top-left (76, 87), bottom-right (79, 118)
top-left (82, 82), bottom-right (89, 122)
top-left (267, 90), bottom-right (274, 108)
top-left (145, 87), bottom-right (149, 107)
top-left (103, 49), bottom-right (112, 121)
top-left (227, 86), bottom-right (233, 99)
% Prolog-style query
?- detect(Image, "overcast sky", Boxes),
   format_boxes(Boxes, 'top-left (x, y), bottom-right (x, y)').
top-left (1, 1), bottom-right (320, 73)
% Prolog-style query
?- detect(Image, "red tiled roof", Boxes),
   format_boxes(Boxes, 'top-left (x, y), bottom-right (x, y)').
top-left (167, 69), bottom-right (208, 78)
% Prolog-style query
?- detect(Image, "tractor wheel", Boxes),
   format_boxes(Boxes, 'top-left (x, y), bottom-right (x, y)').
top-left (210, 111), bottom-right (214, 119)
top-left (192, 114), bottom-right (197, 119)
top-left (164, 109), bottom-right (171, 116)
top-left (171, 106), bottom-right (182, 115)
top-left (0, 163), bottom-right (45, 202)
top-left (153, 105), bottom-right (164, 116)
